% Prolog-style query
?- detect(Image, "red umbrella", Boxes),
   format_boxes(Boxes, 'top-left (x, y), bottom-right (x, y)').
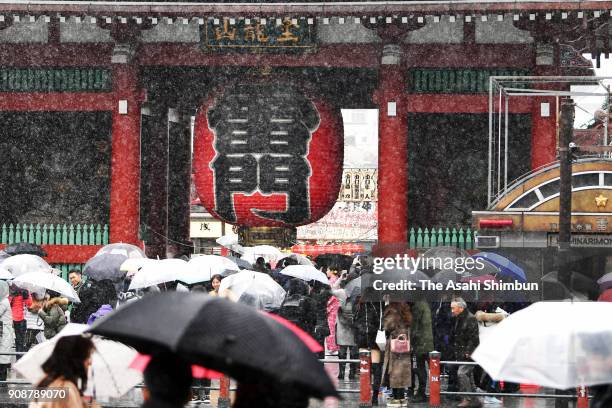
top-left (265, 312), bottom-right (323, 353)
top-left (129, 354), bottom-right (223, 380)
top-left (598, 288), bottom-right (612, 302)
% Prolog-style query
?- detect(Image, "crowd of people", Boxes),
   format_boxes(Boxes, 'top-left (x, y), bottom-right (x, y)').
top-left (3, 251), bottom-right (611, 408)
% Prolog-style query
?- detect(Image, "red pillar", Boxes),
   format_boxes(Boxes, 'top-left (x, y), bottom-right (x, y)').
top-left (374, 44), bottom-right (408, 245)
top-left (531, 43), bottom-right (558, 170)
top-left (359, 350), bottom-right (372, 407)
top-left (428, 351), bottom-right (441, 407)
top-left (110, 63), bottom-right (141, 244)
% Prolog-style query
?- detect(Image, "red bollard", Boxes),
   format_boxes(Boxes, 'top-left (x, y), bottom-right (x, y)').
top-left (359, 350), bottom-right (372, 407)
top-left (218, 375), bottom-right (231, 408)
top-left (577, 385), bottom-right (589, 408)
top-left (429, 351), bottom-right (441, 407)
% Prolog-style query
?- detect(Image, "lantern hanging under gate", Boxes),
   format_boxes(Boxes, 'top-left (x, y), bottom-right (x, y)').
top-left (193, 81), bottom-right (343, 247)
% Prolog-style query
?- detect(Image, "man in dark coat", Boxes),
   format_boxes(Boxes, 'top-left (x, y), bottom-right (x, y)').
top-left (450, 297), bottom-right (481, 408)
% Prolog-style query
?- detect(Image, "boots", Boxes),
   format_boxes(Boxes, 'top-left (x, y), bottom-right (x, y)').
top-left (371, 363), bottom-right (382, 406)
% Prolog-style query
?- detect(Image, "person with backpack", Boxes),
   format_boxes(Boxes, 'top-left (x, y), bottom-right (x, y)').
top-left (278, 278), bottom-right (316, 338)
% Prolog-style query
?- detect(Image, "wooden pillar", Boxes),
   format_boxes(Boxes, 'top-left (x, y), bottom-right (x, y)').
top-left (141, 98), bottom-right (169, 259)
top-left (531, 43), bottom-right (559, 170)
top-left (109, 63), bottom-right (141, 244)
top-left (167, 108), bottom-right (193, 258)
top-left (374, 44), bottom-right (408, 245)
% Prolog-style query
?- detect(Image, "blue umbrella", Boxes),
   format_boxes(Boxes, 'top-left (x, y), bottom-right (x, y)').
top-left (471, 252), bottom-right (527, 282)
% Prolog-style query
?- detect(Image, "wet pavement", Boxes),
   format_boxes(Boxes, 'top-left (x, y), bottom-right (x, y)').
top-left (0, 373), bottom-right (578, 407)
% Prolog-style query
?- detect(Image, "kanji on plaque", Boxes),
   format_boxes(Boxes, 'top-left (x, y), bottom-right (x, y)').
top-left (193, 83), bottom-right (343, 227)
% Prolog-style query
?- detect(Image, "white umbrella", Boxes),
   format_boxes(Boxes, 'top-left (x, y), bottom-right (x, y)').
top-left (472, 301), bottom-right (612, 389)
top-left (280, 265), bottom-right (330, 285)
top-left (219, 270), bottom-right (286, 311)
top-left (216, 234), bottom-right (244, 254)
top-left (0, 267), bottom-right (13, 280)
top-left (177, 255), bottom-right (240, 285)
top-left (278, 253), bottom-right (313, 266)
top-left (128, 259), bottom-right (192, 290)
top-left (95, 243), bottom-right (145, 259)
top-left (241, 245), bottom-right (283, 264)
top-left (121, 258), bottom-right (155, 278)
top-left (13, 272), bottom-right (80, 303)
top-left (0, 254), bottom-right (50, 278)
top-left (13, 324), bottom-right (142, 398)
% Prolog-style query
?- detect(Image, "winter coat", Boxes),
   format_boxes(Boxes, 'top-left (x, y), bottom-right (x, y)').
top-left (332, 288), bottom-right (356, 347)
top-left (87, 304), bottom-right (113, 325)
top-left (309, 288), bottom-right (331, 344)
top-left (0, 281), bottom-right (15, 365)
top-left (381, 303), bottom-right (412, 389)
top-left (325, 276), bottom-right (340, 352)
top-left (29, 377), bottom-right (98, 408)
top-left (353, 301), bottom-right (381, 349)
top-left (410, 301), bottom-right (434, 356)
top-left (38, 303), bottom-right (67, 339)
top-left (70, 280), bottom-right (100, 324)
top-left (450, 308), bottom-right (480, 361)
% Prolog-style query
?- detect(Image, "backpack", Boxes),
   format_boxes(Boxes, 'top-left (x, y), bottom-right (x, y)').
top-left (279, 294), bottom-right (308, 330)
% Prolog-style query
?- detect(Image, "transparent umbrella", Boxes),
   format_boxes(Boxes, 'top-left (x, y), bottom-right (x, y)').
top-left (0, 254), bottom-right (50, 278)
top-left (472, 301), bottom-right (612, 389)
top-left (219, 270), bottom-right (286, 311)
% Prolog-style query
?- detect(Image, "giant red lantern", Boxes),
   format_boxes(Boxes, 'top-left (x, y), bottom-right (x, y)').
top-left (193, 82), bottom-right (343, 228)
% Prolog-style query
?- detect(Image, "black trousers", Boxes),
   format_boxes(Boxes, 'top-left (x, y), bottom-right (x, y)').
top-left (338, 346), bottom-right (356, 378)
top-left (413, 352), bottom-right (429, 396)
top-left (13, 320), bottom-right (27, 354)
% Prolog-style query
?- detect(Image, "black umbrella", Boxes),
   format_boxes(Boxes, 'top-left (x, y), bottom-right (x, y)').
top-left (314, 254), bottom-right (353, 271)
top-left (89, 292), bottom-right (337, 399)
top-left (83, 253), bottom-right (127, 282)
top-left (4, 242), bottom-right (47, 257)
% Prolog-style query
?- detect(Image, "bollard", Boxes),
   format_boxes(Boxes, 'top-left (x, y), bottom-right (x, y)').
top-left (577, 385), bottom-right (589, 408)
top-left (218, 375), bottom-right (231, 408)
top-left (429, 351), bottom-right (441, 407)
top-left (359, 350), bottom-right (372, 407)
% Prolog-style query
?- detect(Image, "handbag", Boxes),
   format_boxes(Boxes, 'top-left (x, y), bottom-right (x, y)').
top-left (390, 334), bottom-right (411, 354)
top-left (375, 303), bottom-right (386, 351)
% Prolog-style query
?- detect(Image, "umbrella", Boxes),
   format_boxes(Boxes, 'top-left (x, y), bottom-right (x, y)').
top-left (176, 255), bottom-right (240, 284)
top-left (216, 234), bottom-right (244, 254)
top-left (129, 259), bottom-right (192, 290)
top-left (226, 255), bottom-right (252, 270)
top-left (280, 265), bottom-right (330, 285)
top-left (0, 267), bottom-right (13, 280)
top-left (542, 271), bottom-right (598, 297)
top-left (472, 301), bottom-right (612, 389)
top-left (266, 312), bottom-right (323, 353)
top-left (0, 250), bottom-right (10, 262)
top-left (121, 258), bottom-right (155, 278)
top-left (431, 269), bottom-right (463, 285)
top-left (597, 272), bottom-right (612, 291)
top-left (0, 254), bottom-right (50, 278)
top-left (278, 253), bottom-right (313, 266)
top-left (129, 353), bottom-right (223, 380)
top-left (4, 242), bottom-right (47, 257)
top-left (598, 288), bottom-right (612, 302)
top-left (88, 292), bottom-right (338, 399)
top-left (13, 272), bottom-right (80, 302)
top-left (83, 253), bottom-right (128, 282)
top-left (241, 245), bottom-right (283, 264)
top-left (95, 243), bottom-right (145, 259)
top-left (421, 246), bottom-right (470, 276)
top-left (218, 270), bottom-right (286, 311)
top-left (472, 252), bottom-right (527, 282)
top-left (314, 254), bottom-right (353, 271)
top-left (461, 274), bottom-right (498, 284)
top-left (14, 324), bottom-right (141, 398)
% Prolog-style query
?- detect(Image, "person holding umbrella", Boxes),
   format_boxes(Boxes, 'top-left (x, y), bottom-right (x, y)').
top-left (29, 292), bottom-right (67, 340)
top-left (29, 335), bottom-right (100, 408)
top-left (0, 281), bottom-right (14, 384)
